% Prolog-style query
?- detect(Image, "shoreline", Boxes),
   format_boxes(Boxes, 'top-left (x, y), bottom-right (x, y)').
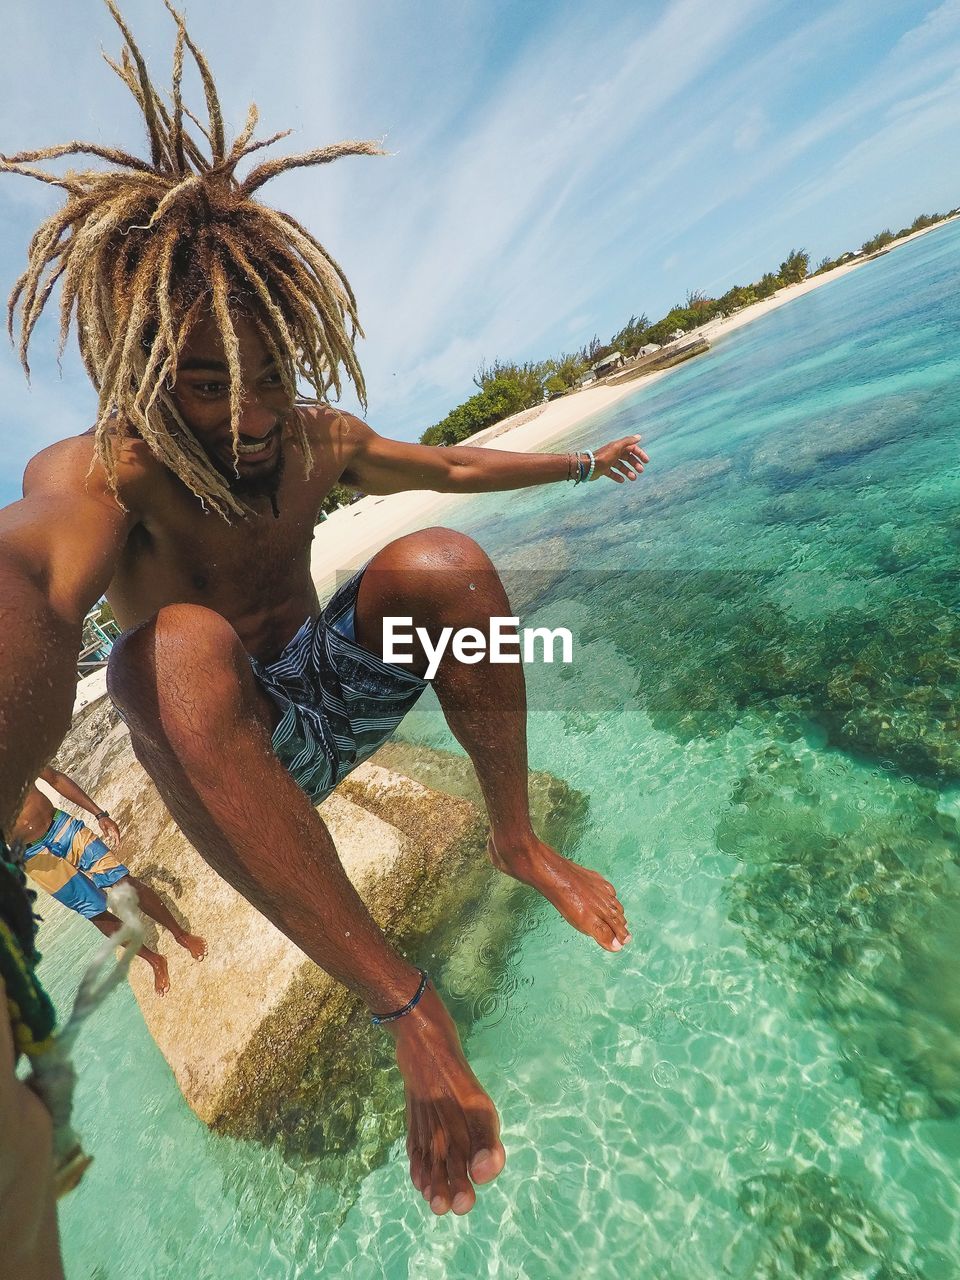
top-left (311, 215), bottom-right (958, 596)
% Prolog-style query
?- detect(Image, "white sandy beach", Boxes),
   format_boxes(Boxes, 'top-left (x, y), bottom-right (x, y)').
top-left (310, 216), bottom-right (956, 595)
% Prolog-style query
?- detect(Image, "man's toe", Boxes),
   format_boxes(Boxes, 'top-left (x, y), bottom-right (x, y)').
top-left (408, 1148), bottom-right (427, 1195)
top-left (451, 1188), bottom-right (475, 1215)
top-left (446, 1155), bottom-right (476, 1216)
top-left (609, 913), bottom-right (630, 945)
top-left (428, 1165), bottom-right (452, 1215)
top-left (469, 1142), bottom-right (506, 1185)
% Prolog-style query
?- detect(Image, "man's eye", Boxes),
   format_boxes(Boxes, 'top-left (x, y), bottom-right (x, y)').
top-left (196, 382), bottom-right (227, 395)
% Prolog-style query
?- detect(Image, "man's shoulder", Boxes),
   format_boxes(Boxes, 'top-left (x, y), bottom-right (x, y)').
top-left (23, 426), bottom-right (155, 503)
top-left (297, 402), bottom-right (374, 455)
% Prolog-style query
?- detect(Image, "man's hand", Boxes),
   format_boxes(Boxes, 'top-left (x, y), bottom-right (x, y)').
top-left (589, 435), bottom-right (649, 483)
top-left (97, 815), bottom-right (121, 847)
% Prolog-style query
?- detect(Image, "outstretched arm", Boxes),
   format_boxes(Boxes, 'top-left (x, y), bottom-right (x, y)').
top-left (0, 438), bottom-right (133, 830)
top-left (337, 415), bottom-right (649, 496)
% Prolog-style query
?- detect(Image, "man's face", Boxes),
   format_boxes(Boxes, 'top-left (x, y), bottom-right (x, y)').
top-left (170, 310), bottom-right (293, 502)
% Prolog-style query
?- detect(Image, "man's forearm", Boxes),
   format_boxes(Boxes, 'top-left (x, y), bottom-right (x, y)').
top-left (43, 772), bottom-right (104, 819)
top-left (444, 446), bottom-right (573, 492)
top-left (0, 556), bottom-right (81, 831)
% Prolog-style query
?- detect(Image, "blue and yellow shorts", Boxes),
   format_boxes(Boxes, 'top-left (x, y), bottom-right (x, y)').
top-left (23, 811), bottom-right (129, 920)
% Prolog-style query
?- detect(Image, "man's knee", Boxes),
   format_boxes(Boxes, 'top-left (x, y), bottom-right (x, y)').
top-left (371, 527), bottom-right (494, 576)
top-left (357, 529), bottom-right (507, 648)
top-left (107, 604), bottom-right (248, 730)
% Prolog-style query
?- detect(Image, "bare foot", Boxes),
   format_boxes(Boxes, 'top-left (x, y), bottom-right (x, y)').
top-left (488, 835), bottom-right (631, 952)
top-left (386, 983), bottom-right (506, 1216)
top-left (142, 949), bottom-right (170, 997)
top-left (175, 932), bottom-right (207, 962)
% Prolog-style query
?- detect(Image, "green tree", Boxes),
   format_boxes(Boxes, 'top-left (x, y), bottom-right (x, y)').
top-left (862, 229), bottom-right (895, 254)
top-left (778, 248), bottom-right (809, 284)
top-left (719, 284), bottom-right (756, 311)
top-left (543, 351), bottom-right (589, 390)
top-left (755, 272), bottom-right (784, 299)
top-left (610, 312), bottom-right (649, 356)
top-left (318, 482), bottom-right (358, 517)
top-left (579, 334), bottom-right (612, 366)
top-left (473, 358), bottom-right (546, 404)
top-left (419, 368), bottom-right (545, 446)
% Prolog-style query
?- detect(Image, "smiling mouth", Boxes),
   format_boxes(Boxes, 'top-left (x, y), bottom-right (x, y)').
top-left (232, 430), bottom-right (279, 462)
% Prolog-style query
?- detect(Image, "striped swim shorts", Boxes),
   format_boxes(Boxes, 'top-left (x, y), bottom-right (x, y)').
top-left (250, 565), bottom-right (429, 804)
top-left (23, 811), bottom-right (129, 920)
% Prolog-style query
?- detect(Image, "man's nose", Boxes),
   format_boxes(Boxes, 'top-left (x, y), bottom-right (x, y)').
top-left (237, 399), bottom-right (277, 438)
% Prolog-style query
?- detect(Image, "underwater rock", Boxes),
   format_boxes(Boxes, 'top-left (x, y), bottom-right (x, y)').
top-left (369, 739), bottom-right (589, 848)
top-left (558, 559), bottom-right (959, 782)
top-left (748, 405), bottom-right (908, 490)
top-left (811, 597), bottom-right (960, 783)
top-left (719, 742), bottom-right (960, 1121)
top-left (51, 693), bottom-right (587, 1142)
top-left (571, 569), bottom-right (810, 737)
top-left (735, 1164), bottom-right (925, 1279)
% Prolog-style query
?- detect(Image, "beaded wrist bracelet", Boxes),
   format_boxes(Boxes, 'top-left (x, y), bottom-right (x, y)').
top-left (371, 969), bottom-right (430, 1026)
top-left (584, 449), bottom-right (596, 482)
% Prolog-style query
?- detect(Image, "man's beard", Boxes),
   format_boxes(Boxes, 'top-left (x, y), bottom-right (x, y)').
top-left (209, 436), bottom-right (286, 508)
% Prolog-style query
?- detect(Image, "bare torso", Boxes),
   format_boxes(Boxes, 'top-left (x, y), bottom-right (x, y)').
top-left (9, 785), bottom-right (56, 847)
top-left (95, 406), bottom-right (362, 662)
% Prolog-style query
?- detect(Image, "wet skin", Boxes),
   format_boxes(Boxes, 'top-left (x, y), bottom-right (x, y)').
top-left (0, 978), bottom-right (65, 1280)
top-left (4, 310), bottom-right (647, 1215)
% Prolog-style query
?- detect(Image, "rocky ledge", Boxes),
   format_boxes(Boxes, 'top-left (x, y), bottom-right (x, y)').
top-left (52, 693), bottom-right (587, 1146)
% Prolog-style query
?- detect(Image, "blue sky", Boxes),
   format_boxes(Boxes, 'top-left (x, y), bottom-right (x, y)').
top-left (2, 0), bottom-right (959, 503)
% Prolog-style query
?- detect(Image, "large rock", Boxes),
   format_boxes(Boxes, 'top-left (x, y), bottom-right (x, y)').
top-left (52, 694), bottom-right (587, 1149)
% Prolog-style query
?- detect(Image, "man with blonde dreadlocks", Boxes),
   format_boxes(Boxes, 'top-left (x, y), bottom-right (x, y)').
top-left (0, 2), bottom-right (648, 1218)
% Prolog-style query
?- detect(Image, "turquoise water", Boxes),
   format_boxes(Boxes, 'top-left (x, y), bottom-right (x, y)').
top-left (45, 222), bottom-right (960, 1277)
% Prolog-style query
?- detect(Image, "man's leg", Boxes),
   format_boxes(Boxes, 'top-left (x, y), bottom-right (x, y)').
top-left (90, 910), bottom-right (170, 997)
top-left (353, 528), bottom-right (630, 951)
top-left (107, 605), bottom-right (504, 1216)
top-left (117, 875), bottom-right (207, 962)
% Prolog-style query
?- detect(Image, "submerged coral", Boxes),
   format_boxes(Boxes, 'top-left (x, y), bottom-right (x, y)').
top-left (719, 743), bottom-right (960, 1120)
top-left (549, 531), bottom-right (959, 782)
top-left (736, 1164), bottom-right (926, 1279)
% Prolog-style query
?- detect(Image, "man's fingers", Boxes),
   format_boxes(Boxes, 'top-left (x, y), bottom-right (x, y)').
top-left (605, 459), bottom-right (638, 481)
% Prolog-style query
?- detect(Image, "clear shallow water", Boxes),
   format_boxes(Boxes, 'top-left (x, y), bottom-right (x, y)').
top-left (44, 221), bottom-right (960, 1278)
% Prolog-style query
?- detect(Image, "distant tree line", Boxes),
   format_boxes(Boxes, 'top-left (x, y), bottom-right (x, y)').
top-left (415, 246), bottom-right (816, 446)
top-left (813, 210), bottom-right (954, 275)
top-left (412, 205), bottom-right (959, 452)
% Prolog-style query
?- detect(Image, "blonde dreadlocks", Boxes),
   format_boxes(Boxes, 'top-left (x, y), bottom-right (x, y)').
top-left (2, 0), bottom-right (382, 518)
